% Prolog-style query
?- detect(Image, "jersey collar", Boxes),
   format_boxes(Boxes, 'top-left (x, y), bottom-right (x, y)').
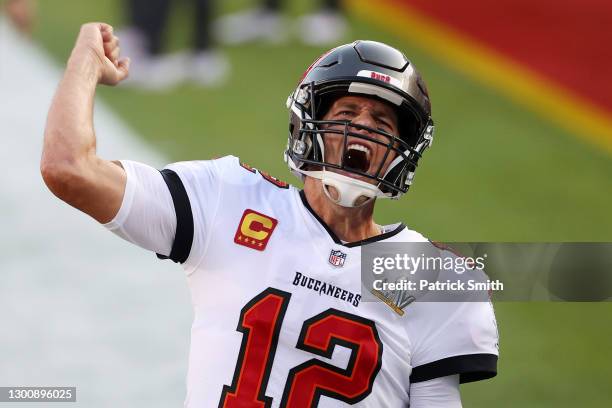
top-left (298, 190), bottom-right (406, 248)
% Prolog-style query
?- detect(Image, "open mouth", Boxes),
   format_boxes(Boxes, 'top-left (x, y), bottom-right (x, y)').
top-left (343, 143), bottom-right (371, 173)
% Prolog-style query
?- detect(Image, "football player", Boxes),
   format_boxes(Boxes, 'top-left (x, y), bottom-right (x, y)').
top-left (42, 23), bottom-right (498, 407)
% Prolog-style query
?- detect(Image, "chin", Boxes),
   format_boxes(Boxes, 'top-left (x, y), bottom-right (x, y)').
top-left (333, 168), bottom-right (378, 185)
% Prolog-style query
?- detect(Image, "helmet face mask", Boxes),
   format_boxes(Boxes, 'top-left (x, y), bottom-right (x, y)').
top-left (285, 41), bottom-right (434, 205)
top-left (295, 95), bottom-right (412, 190)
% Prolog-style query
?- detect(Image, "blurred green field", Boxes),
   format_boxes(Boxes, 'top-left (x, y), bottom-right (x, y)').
top-left (32, 0), bottom-right (612, 406)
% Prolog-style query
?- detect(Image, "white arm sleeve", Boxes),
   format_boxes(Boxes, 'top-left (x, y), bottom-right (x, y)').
top-left (103, 160), bottom-right (176, 256)
top-left (409, 375), bottom-right (461, 408)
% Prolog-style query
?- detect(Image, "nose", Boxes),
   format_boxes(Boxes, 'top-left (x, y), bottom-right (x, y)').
top-left (350, 110), bottom-right (377, 131)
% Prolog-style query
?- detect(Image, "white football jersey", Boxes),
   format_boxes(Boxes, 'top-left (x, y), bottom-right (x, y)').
top-left (107, 156), bottom-right (498, 407)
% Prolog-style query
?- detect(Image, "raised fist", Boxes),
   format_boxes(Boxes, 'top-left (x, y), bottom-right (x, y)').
top-left (68, 22), bottom-right (130, 86)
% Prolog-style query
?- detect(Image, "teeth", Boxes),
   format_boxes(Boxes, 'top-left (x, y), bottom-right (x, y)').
top-left (347, 143), bottom-right (371, 157)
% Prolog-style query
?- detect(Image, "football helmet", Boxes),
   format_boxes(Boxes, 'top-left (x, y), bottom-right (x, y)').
top-left (284, 40), bottom-right (434, 207)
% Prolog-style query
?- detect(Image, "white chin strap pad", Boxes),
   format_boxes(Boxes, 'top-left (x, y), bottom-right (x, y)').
top-left (319, 170), bottom-right (381, 207)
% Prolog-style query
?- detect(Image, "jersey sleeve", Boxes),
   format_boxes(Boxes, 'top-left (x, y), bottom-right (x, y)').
top-left (103, 156), bottom-right (237, 269)
top-left (103, 160), bottom-right (177, 256)
top-left (156, 156), bottom-right (236, 269)
top-left (407, 249), bottom-right (500, 385)
top-left (408, 298), bottom-right (499, 384)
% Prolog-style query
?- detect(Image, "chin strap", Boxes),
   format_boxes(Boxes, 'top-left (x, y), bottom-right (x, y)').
top-left (298, 168), bottom-right (386, 207)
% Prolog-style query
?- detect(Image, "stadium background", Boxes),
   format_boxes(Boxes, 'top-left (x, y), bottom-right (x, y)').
top-left (1, 0), bottom-right (611, 406)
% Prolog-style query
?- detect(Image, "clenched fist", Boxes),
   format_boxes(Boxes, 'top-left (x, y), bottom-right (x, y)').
top-left (68, 22), bottom-right (130, 86)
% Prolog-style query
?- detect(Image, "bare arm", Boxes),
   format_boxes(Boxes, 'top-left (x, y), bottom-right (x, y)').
top-left (41, 22), bottom-right (131, 223)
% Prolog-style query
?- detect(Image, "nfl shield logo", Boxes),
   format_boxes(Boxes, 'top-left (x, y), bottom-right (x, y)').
top-left (328, 249), bottom-right (347, 267)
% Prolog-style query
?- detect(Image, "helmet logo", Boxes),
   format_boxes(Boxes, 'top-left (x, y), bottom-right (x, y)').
top-left (357, 70), bottom-right (401, 88)
top-left (371, 71), bottom-right (391, 83)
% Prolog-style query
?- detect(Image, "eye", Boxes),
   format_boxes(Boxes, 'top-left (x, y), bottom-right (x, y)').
top-left (376, 119), bottom-right (392, 132)
top-left (337, 110), bottom-right (354, 118)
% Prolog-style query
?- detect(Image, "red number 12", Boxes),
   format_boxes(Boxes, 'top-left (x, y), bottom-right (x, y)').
top-left (219, 288), bottom-right (383, 407)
